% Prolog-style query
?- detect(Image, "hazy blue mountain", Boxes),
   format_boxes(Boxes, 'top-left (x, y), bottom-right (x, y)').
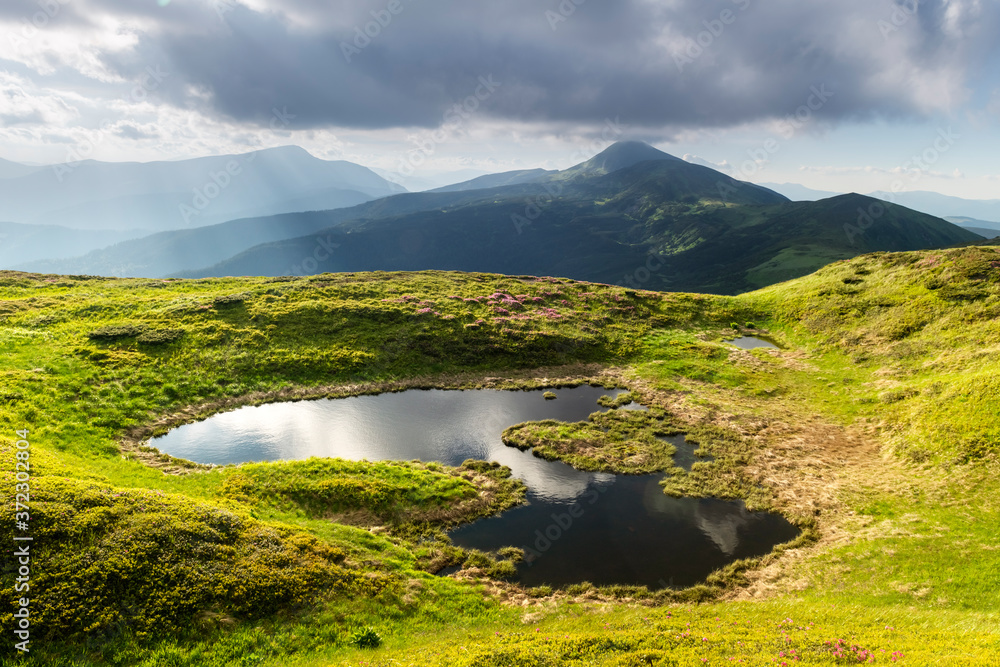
top-left (431, 169), bottom-right (555, 193)
top-left (759, 182), bottom-right (842, 201)
top-left (14, 188), bottom-right (512, 277)
top-left (0, 146), bottom-right (405, 232)
top-left (0, 222), bottom-right (141, 268)
top-left (868, 191), bottom-right (1000, 223)
top-left (24, 142), bottom-right (976, 293)
top-left (948, 218), bottom-right (998, 239)
top-left (370, 167), bottom-right (495, 192)
top-left (945, 216), bottom-right (1000, 232)
top-left (0, 158), bottom-right (42, 180)
top-left (19, 142), bottom-right (781, 278)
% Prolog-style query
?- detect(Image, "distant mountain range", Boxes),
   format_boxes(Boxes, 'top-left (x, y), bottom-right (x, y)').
top-left (0, 146), bottom-right (404, 232)
top-left (167, 142), bottom-right (976, 294)
top-left (868, 191), bottom-right (1000, 224)
top-left (0, 222), bottom-right (140, 268)
top-left (0, 158), bottom-right (43, 180)
top-left (759, 183), bottom-right (841, 202)
top-left (14, 141), bottom-right (981, 294)
top-left (946, 217), bottom-right (1000, 239)
top-left (761, 182), bottom-right (1000, 226)
top-left (431, 169), bottom-right (555, 193)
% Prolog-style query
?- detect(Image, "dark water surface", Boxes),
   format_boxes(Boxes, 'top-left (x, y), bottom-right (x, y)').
top-left (152, 386), bottom-right (798, 588)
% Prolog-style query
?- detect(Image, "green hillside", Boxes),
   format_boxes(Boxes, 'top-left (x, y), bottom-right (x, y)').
top-left (2, 244), bottom-right (999, 664)
top-left (18, 142), bottom-right (978, 293)
top-left (181, 162), bottom-right (978, 294)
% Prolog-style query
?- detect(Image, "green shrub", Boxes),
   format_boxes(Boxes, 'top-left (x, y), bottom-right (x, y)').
top-left (213, 293), bottom-right (251, 307)
top-left (136, 328), bottom-right (185, 345)
top-left (349, 626), bottom-right (382, 649)
top-left (937, 283), bottom-right (988, 302)
top-left (88, 324), bottom-right (146, 341)
top-left (565, 582), bottom-right (594, 595)
top-left (463, 550), bottom-right (493, 569)
top-left (528, 585), bottom-right (553, 598)
top-left (486, 560), bottom-right (518, 579)
top-left (0, 477), bottom-right (376, 642)
top-left (498, 546), bottom-right (524, 562)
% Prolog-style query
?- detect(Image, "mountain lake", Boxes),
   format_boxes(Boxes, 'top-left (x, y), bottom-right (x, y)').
top-left (151, 386), bottom-right (799, 589)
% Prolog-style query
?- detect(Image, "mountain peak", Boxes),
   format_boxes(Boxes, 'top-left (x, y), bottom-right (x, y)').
top-left (566, 141), bottom-right (681, 177)
top-left (584, 141), bottom-right (679, 174)
top-left (243, 144), bottom-right (317, 161)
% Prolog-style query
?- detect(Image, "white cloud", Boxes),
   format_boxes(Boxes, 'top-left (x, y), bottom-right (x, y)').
top-left (800, 164), bottom-right (965, 180)
top-left (0, 70), bottom-right (80, 125)
top-left (0, 15), bottom-right (141, 81)
top-left (683, 153), bottom-right (733, 173)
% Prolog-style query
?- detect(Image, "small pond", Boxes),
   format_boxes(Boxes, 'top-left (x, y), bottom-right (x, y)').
top-left (152, 386), bottom-right (798, 589)
top-left (726, 336), bottom-right (779, 350)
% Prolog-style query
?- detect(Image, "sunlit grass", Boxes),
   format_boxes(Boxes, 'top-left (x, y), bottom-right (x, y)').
top-left (2, 247), bottom-right (1000, 664)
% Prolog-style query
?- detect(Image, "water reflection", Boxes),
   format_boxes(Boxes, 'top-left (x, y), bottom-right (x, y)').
top-left (726, 336), bottom-right (779, 350)
top-left (152, 386), bottom-right (799, 587)
top-left (153, 386), bottom-right (622, 503)
top-left (450, 474), bottom-right (796, 588)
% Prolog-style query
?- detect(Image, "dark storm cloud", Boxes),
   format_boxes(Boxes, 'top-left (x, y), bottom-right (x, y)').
top-left (42, 0), bottom-right (1000, 130)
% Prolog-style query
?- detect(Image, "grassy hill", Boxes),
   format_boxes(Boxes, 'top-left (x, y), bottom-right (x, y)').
top-left (181, 180), bottom-right (978, 295)
top-left (1, 244), bottom-right (999, 664)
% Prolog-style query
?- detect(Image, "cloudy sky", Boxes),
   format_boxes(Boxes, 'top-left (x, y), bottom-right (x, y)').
top-left (2, 0), bottom-right (999, 196)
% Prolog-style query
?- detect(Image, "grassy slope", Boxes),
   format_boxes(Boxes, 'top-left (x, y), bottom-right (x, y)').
top-left (1, 246), bottom-right (999, 664)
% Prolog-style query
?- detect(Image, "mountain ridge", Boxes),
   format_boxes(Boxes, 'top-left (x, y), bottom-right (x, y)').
top-left (0, 146), bottom-right (405, 232)
top-left (14, 142), bottom-right (978, 293)
top-left (172, 156), bottom-right (976, 293)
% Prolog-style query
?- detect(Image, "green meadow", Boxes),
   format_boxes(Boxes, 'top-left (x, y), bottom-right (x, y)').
top-left (2, 243), bottom-right (999, 664)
